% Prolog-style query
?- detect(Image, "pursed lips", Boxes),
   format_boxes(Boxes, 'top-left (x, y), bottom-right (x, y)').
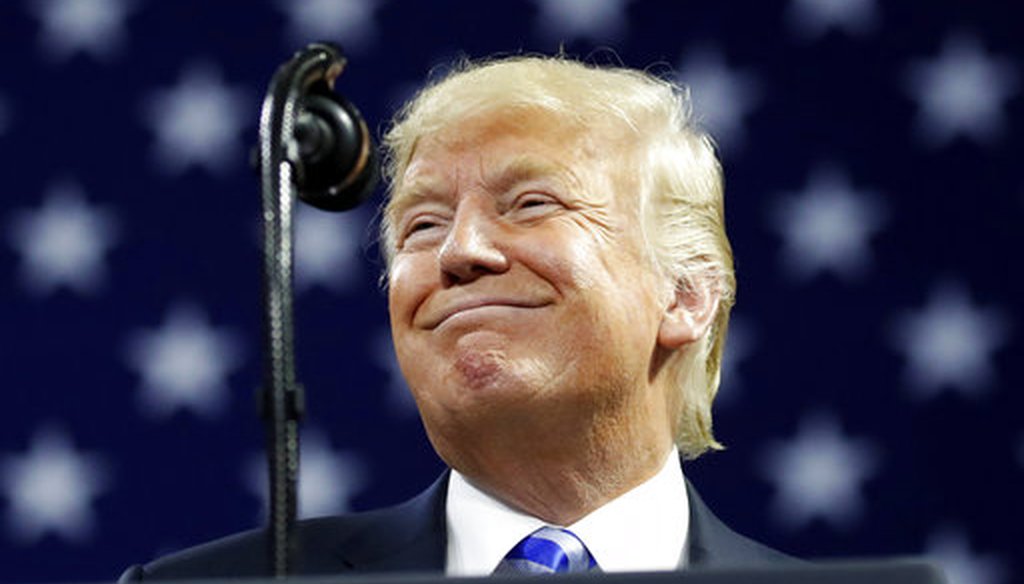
top-left (421, 297), bottom-right (551, 329)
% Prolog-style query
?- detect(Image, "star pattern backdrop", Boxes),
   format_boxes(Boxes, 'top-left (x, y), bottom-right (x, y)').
top-left (0, 1), bottom-right (1021, 583)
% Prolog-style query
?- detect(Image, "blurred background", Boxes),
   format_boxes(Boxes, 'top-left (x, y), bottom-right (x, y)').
top-left (1, 0), bottom-right (1022, 582)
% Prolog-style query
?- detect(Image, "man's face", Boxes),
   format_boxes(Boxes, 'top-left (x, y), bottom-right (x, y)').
top-left (386, 112), bottom-right (677, 473)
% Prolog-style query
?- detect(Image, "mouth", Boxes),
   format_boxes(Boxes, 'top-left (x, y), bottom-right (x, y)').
top-left (424, 298), bottom-right (551, 330)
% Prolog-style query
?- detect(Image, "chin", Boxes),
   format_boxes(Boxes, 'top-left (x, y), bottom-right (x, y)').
top-left (445, 330), bottom-right (527, 390)
top-left (452, 347), bottom-right (510, 391)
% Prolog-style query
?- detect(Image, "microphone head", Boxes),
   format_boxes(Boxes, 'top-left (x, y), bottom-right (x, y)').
top-left (292, 86), bottom-right (378, 212)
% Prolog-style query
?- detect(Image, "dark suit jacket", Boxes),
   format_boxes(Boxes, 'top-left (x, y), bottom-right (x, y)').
top-left (119, 475), bottom-right (790, 581)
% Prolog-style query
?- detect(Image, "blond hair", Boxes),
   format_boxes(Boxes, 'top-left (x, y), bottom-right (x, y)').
top-left (380, 55), bottom-right (736, 458)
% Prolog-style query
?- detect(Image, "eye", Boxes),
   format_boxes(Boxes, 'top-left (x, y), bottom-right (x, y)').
top-left (511, 193), bottom-right (561, 217)
top-left (398, 214), bottom-right (446, 248)
top-left (519, 195), bottom-right (548, 207)
top-left (407, 218), bottom-right (438, 234)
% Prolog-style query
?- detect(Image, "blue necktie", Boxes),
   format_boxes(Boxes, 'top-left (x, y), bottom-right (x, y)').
top-left (494, 526), bottom-right (600, 575)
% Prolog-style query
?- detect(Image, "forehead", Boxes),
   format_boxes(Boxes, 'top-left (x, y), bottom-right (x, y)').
top-left (416, 112), bottom-right (584, 166)
top-left (388, 111), bottom-right (621, 211)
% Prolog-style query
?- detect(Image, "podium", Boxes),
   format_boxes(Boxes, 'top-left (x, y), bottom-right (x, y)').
top-left (118, 560), bottom-right (946, 584)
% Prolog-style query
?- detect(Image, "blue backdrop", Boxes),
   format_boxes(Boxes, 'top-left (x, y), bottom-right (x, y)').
top-left (1, 1), bottom-right (1022, 583)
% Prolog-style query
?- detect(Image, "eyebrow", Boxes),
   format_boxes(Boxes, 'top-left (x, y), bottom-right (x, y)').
top-left (387, 175), bottom-right (452, 224)
top-left (387, 153), bottom-right (584, 223)
top-left (482, 154), bottom-right (582, 197)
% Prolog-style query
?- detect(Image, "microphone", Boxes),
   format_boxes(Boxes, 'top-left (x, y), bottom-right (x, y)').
top-left (293, 80), bottom-right (379, 211)
top-left (254, 42), bottom-right (377, 577)
top-left (256, 42), bottom-right (379, 212)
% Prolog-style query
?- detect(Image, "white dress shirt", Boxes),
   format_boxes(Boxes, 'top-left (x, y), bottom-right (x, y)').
top-left (445, 448), bottom-right (690, 576)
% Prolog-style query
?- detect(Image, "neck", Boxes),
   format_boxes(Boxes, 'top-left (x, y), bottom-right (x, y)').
top-left (488, 447), bottom-right (673, 526)
top-left (444, 413), bottom-right (675, 525)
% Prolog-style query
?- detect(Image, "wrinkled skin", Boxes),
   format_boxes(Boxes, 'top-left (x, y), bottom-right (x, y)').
top-left (387, 112), bottom-right (712, 524)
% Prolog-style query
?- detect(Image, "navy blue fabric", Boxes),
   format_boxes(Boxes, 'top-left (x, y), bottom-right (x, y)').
top-left (119, 475), bottom-right (794, 580)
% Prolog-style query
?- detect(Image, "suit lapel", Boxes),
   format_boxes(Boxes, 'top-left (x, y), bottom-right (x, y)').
top-left (685, 479), bottom-right (735, 568)
top-left (334, 473), bottom-right (449, 573)
top-left (319, 470), bottom-right (786, 573)
top-left (684, 479), bottom-right (793, 568)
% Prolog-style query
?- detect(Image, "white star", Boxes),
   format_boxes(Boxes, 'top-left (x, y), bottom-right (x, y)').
top-left (30, 0), bottom-right (132, 60)
top-left (785, 0), bottom-right (878, 39)
top-left (890, 283), bottom-right (1010, 399)
top-left (372, 329), bottom-right (418, 416)
top-left (1, 427), bottom-right (109, 543)
top-left (277, 0), bottom-right (380, 52)
top-left (760, 412), bottom-right (879, 531)
top-left (677, 47), bottom-right (760, 152)
top-left (906, 34), bottom-right (1019, 147)
top-left (7, 181), bottom-right (118, 296)
top-left (924, 528), bottom-right (1007, 584)
top-left (124, 304), bottom-right (244, 418)
top-left (143, 64), bottom-right (250, 174)
top-left (295, 206), bottom-right (364, 293)
top-left (716, 316), bottom-right (755, 404)
top-left (532, 0), bottom-right (631, 42)
top-left (245, 429), bottom-right (368, 517)
top-left (771, 166), bottom-right (886, 281)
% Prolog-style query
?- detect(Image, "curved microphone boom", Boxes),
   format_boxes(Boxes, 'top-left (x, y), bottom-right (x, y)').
top-left (256, 42), bottom-right (377, 577)
top-left (262, 42), bottom-right (379, 211)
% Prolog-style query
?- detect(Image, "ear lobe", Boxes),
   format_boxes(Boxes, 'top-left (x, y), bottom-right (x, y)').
top-left (657, 276), bottom-right (720, 350)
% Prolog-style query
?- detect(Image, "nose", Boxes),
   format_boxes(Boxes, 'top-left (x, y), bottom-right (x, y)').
top-left (438, 199), bottom-right (509, 286)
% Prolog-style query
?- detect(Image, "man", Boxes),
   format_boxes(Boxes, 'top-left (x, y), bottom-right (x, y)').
top-left (120, 55), bottom-right (788, 580)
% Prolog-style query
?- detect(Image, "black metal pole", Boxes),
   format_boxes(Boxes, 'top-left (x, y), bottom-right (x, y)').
top-left (256, 44), bottom-right (347, 577)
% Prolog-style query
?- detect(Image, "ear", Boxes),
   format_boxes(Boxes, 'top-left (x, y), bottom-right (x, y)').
top-left (657, 275), bottom-right (720, 350)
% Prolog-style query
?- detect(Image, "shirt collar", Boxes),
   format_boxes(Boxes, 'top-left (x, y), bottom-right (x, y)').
top-left (445, 448), bottom-right (689, 575)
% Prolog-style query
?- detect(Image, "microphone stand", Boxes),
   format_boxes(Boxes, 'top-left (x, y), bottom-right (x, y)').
top-left (256, 44), bottom-right (347, 577)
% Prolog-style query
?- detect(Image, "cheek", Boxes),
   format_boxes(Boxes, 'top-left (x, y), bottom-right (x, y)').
top-left (520, 227), bottom-right (606, 289)
top-left (548, 237), bottom-right (630, 295)
top-left (540, 231), bottom-right (662, 336)
top-left (388, 255), bottom-right (431, 321)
